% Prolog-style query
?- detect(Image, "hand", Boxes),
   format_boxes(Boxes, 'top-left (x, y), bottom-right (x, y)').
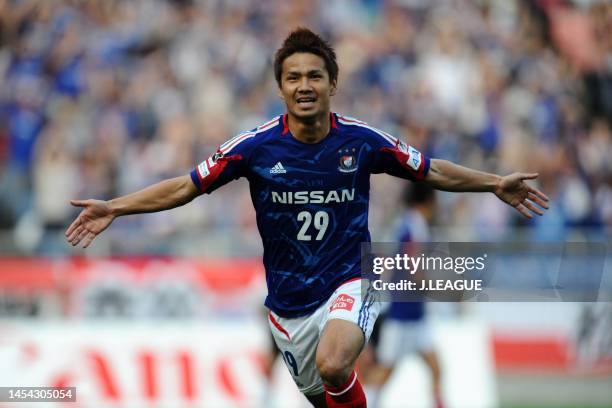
top-left (494, 173), bottom-right (549, 219)
top-left (65, 199), bottom-right (115, 248)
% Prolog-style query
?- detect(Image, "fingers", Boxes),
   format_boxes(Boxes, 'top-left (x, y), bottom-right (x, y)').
top-left (514, 203), bottom-right (533, 219)
top-left (70, 199), bottom-right (89, 207)
top-left (66, 199), bottom-right (91, 237)
top-left (65, 213), bottom-right (93, 247)
top-left (519, 173), bottom-right (539, 180)
top-left (66, 199), bottom-right (98, 248)
top-left (67, 225), bottom-right (97, 248)
top-left (66, 223), bottom-right (83, 243)
top-left (528, 192), bottom-right (549, 209)
top-left (528, 187), bottom-right (549, 203)
top-left (65, 217), bottom-right (81, 237)
top-left (67, 224), bottom-right (87, 246)
top-left (82, 232), bottom-right (97, 248)
top-left (522, 199), bottom-right (544, 216)
top-left (515, 173), bottom-right (550, 213)
top-left (74, 228), bottom-right (90, 246)
top-left (515, 189), bottom-right (549, 218)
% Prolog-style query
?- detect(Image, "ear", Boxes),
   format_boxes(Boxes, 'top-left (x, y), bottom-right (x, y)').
top-left (330, 81), bottom-right (337, 96)
top-left (277, 88), bottom-right (285, 100)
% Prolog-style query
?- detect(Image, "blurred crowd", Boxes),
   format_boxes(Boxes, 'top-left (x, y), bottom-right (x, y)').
top-left (0, 0), bottom-right (610, 255)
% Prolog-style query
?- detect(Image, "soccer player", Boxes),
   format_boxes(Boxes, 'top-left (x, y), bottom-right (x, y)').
top-left (65, 28), bottom-right (549, 408)
top-left (368, 183), bottom-right (445, 408)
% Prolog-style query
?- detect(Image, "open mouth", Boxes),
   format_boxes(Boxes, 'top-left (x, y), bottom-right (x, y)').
top-left (296, 97), bottom-right (317, 108)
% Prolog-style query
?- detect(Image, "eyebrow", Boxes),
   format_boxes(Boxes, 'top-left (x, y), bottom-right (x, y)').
top-left (286, 69), bottom-right (324, 76)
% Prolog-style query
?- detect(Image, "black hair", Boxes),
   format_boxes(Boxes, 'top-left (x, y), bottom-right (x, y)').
top-left (273, 27), bottom-right (338, 87)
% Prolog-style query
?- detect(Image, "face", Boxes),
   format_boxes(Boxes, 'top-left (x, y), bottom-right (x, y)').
top-left (279, 52), bottom-right (336, 121)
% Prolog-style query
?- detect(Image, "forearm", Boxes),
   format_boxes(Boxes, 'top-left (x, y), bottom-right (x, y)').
top-left (108, 175), bottom-right (199, 217)
top-left (424, 159), bottom-right (501, 192)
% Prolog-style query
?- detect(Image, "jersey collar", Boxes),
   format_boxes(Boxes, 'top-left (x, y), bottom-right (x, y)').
top-left (281, 112), bottom-right (339, 136)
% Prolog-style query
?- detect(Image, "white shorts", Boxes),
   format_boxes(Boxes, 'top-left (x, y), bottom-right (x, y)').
top-left (267, 278), bottom-right (381, 396)
top-left (376, 318), bottom-right (433, 367)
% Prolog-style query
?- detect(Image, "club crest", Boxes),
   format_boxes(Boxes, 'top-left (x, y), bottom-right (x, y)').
top-left (339, 154), bottom-right (358, 173)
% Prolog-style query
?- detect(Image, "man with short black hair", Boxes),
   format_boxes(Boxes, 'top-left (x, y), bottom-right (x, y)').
top-left (66, 28), bottom-right (548, 407)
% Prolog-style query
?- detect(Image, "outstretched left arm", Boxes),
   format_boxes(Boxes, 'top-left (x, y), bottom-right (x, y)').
top-left (424, 159), bottom-right (550, 218)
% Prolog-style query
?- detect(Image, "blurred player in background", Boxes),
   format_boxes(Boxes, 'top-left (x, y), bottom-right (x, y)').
top-left (65, 28), bottom-right (548, 407)
top-left (364, 183), bottom-right (445, 408)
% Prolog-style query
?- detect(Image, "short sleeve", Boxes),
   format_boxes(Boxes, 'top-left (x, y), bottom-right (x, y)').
top-left (370, 132), bottom-right (429, 181)
top-left (190, 131), bottom-right (256, 194)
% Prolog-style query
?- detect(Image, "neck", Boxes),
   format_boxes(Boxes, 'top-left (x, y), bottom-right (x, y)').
top-left (287, 111), bottom-right (331, 144)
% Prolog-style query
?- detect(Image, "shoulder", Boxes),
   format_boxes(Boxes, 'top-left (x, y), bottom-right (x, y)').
top-left (335, 113), bottom-right (399, 147)
top-left (219, 116), bottom-right (282, 155)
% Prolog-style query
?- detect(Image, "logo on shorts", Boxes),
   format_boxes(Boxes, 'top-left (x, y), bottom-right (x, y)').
top-left (330, 294), bottom-right (355, 312)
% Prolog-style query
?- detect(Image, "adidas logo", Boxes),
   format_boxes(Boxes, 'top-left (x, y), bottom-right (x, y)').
top-left (270, 162), bottom-right (287, 174)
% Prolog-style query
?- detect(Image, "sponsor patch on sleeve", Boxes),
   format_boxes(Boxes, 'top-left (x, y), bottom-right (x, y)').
top-left (407, 146), bottom-right (422, 171)
top-left (198, 150), bottom-right (224, 178)
top-left (197, 161), bottom-right (210, 179)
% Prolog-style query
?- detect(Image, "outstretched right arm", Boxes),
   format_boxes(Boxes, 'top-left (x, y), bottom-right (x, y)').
top-left (65, 175), bottom-right (199, 248)
top-left (66, 118), bottom-right (260, 249)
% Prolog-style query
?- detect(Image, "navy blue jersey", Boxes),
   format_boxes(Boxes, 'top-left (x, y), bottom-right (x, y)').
top-left (387, 209), bottom-right (431, 321)
top-left (190, 113), bottom-right (429, 317)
